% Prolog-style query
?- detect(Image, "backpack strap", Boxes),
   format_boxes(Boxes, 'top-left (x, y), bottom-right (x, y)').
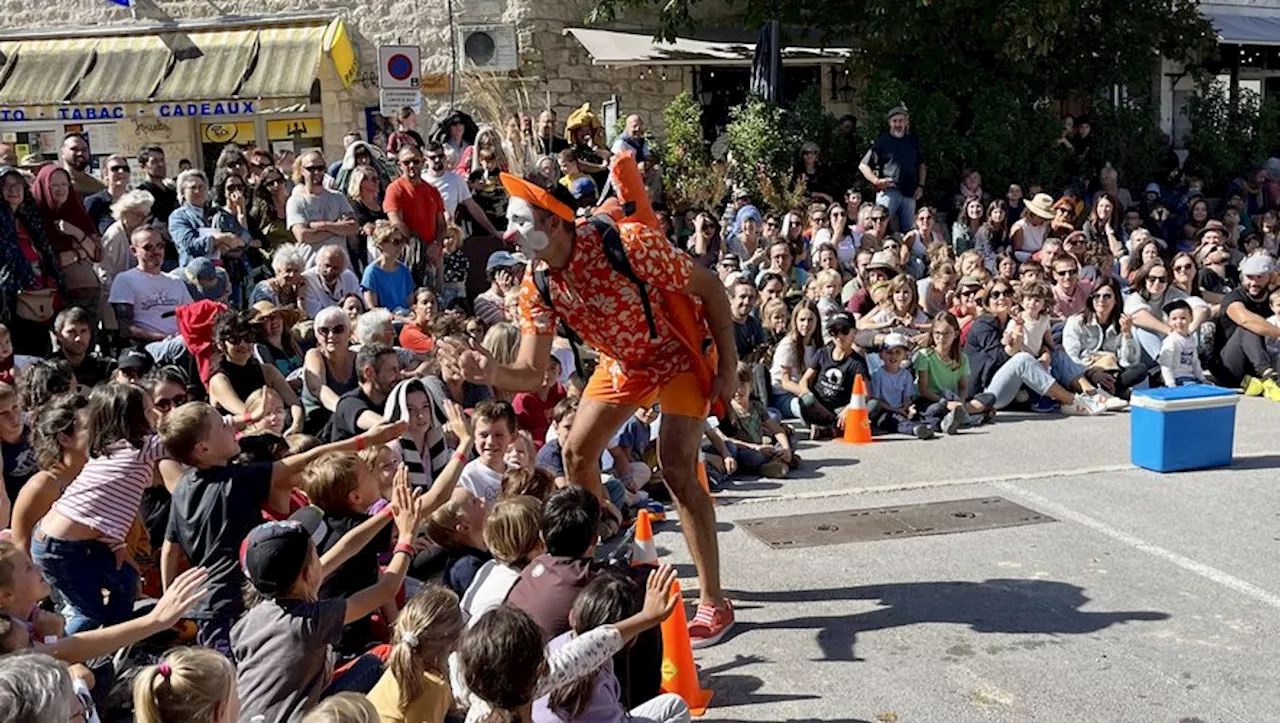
top-left (533, 266), bottom-right (587, 377)
top-left (589, 215), bottom-right (658, 341)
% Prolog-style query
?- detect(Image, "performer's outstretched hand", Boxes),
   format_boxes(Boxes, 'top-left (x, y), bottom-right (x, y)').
top-left (438, 336), bottom-right (496, 386)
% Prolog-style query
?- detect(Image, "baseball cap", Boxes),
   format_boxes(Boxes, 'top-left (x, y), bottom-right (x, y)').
top-left (240, 516), bottom-right (325, 596)
top-left (827, 311), bottom-right (855, 335)
top-left (186, 256), bottom-right (217, 283)
top-left (486, 250), bottom-right (522, 274)
top-left (882, 332), bottom-right (909, 350)
top-left (116, 349), bottom-right (153, 374)
top-left (1240, 254), bottom-right (1275, 277)
top-left (1144, 182), bottom-right (1161, 195)
top-left (1161, 298), bottom-right (1192, 315)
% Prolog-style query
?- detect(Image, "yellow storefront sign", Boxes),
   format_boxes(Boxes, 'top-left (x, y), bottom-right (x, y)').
top-left (323, 18), bottom-right (359, 89)
top-left (201, 121), bottom-right (256, 145)
top-left (266, 118), bottom-right (323, 141)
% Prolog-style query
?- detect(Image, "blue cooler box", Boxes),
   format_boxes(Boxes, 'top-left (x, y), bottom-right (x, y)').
top-left (1130, 385), bottom-right (1239, 472)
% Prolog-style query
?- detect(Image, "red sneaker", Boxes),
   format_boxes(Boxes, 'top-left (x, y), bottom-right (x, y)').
top-left (688, 599), bottom-right (735, 649)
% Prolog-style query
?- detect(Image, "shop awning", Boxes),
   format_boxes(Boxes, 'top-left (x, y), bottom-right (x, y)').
top-left (239, 25), bottom-right (328, 99)
top-left (74, 36), bottom-right (172, 105)
top-left (0, 39), bottom-right (96, 105)
top-left (0, 17), bottom-right (357, 105)
top-left (152, 29), bottom-right (256, 102)
top-left (1201, 3), bottom-right (1280, 46)
top-left (564, 27), bottom-right (852, 67)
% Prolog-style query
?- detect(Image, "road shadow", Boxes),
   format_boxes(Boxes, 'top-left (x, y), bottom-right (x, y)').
top-left (784, 457), bottom-right (860, 480)
top-left (1227, 454), bottom-right (1280, 471)
top-left (729, 579), bottom-right (1170, 661)
top-left (708, 673), bottom-right (823, 709)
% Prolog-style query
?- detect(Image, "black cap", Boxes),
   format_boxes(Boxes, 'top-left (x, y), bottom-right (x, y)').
top-left (116, 349), bottom-right (153, 373)
top-left (239, 515), bottom-right (325, 596)
top-left (827, 311), bottom-right (855, 335)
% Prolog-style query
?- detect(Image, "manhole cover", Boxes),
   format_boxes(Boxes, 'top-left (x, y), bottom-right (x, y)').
top-left (739, 497), bottom-right (1055, 549)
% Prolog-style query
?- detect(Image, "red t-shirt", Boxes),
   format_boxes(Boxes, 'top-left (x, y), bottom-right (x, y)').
top-left (399, 323), bottom-right (435, 354)
top-left (384, 177), bottom-right (444, 245)
top-left (512, 383), bottom-right (567, 448)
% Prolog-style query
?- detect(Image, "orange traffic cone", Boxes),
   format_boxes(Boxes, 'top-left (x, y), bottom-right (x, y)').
top-left (631, 509), bottom-right (658, 567)
top-left (659, 581), bottom-right (714, 716)
top-left (840, 373), bottom-right (873, 444)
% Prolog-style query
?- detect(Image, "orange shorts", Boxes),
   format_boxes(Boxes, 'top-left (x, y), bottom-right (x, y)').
top-left (583, 365), bottom-right (710, 419)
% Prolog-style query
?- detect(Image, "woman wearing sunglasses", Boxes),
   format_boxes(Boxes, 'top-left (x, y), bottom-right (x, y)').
top-left (964, 279), bottom-right (1105, 416)
top-left (301, 305), bottom-right (359, 434)
top-left (1062, 276), bottom-right (1148, 400)
top-left (1123, 259), bottom-right (1211, 365)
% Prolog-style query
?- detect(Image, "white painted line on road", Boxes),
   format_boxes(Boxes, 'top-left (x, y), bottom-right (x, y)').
top-left (724, 464), bottom-right (1132, 506)
top-left (995, 481), bottom-right (1280, 611)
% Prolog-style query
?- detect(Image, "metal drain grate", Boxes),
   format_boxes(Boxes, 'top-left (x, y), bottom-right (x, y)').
top-left (738, 497), bottom-right (1055, 549)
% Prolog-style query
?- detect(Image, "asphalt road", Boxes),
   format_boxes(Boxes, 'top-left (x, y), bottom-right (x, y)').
top-left (656, 398), bottom-right (1280, 723)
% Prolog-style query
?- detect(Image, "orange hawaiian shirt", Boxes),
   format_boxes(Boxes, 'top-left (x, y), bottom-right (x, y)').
top-left (517, 219), bottom-right (707, 389)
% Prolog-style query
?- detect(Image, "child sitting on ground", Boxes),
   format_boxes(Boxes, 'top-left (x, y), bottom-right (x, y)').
top-left (504, 431), bottom-right (537, 475)
top-left (132, 646), bottom-right (236, 723)
top-left (158, 401), bottom-right (404, 655)
top-left (361, 220), bottom-right (416, 317)
top-left (424, 488), bottom-right (492, 598)
top-left (535, 572), bottom-right (692, 723)
top-left (1158, 299), bottom-right (1206, 386)
top-left (799, 311), bottom-right (870, 438)
top-left (535, 397), bottom-right (630, 511)
top-left (366, 586), bottom-right (466, 723)
top-left (460, 400), bottom-right (516, 506)
top-left (721, 363), bottom-right (797, 478)
top-left (461, 495), bottom-right (544, 625)
top-left (458, 564), bottom-right (680, 722)
top-left (244, 386), bottom-right (287, 436)
top-left (869, 333), bottom-right (937, 440)
top-left (232, 479), bottom-right (422, 723)
top-left (1011, 280), bottom-right (1056, 369)
top-left (612, 405), bottom-right (657, 494)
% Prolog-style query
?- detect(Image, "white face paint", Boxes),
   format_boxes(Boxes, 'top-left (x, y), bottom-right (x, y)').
top-left (505, 197), bottom-right (550, 256)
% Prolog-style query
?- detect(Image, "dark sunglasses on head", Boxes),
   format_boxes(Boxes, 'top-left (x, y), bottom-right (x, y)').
top-left (154, 395), bottom-right (189, 412)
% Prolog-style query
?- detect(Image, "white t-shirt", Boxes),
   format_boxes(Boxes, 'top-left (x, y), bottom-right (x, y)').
top-left (301, 268), bottom-right (361, 319)
top-left (460, 560), bottom-right (521, 628)
top-left (107, 268), bottom-right (192, 337)
top-left (459, 459), bottom-right (502, 506)
top-left (425, 170), bottom-right (472, 218)
top-left (1157, 331), bottom-right (1202, 385)
top-left (1008, 312), bottom-right (1051, 354)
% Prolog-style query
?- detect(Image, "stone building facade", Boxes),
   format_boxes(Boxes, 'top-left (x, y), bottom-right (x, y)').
top-left (0, 0), bottom-right (848, 174)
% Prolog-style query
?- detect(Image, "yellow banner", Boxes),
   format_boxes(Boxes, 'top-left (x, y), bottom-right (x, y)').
top-left (324, 18), bottom-right (359, 90)
top-left (266, 118), bottom-right (323, 141)
top-left (201, 121), bottom-right (256, 145)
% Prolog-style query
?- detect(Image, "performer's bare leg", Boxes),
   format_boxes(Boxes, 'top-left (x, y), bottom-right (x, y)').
top-left (658, 412), bottom-right (723, 607)
top-left (563, 397), bottom-right (639, 503)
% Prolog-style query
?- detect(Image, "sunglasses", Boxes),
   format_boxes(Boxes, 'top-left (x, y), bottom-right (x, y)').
top-left (224, 335), bottom-right (254, 346)
top-left (265, 179), bottom-right (283, 188)
top-left (1054, 269), bottom-right (1078, 277)
top-left (133, 242), bottom-right (165, 252)
top-left (225, 183), bottom-right (246, 192)
top-left (304, 165), bottom-right (327, 173)
top-left (153, 395), bottom-right (189, 412)
top-left (317, 325), bottom-right (346, 336)
top-left (1173, 263), bottom-right (1195, 272)
top-left (1147, 275), bottom-right (1168, 283)
top-left (989, 289), bottom-right (1011, 299)
top-left (426, 154), bottom-right (445, 162)
top-left (401, 159), bottom-right (423, 166)
top-left (108, 165), bottom-right (129, 173)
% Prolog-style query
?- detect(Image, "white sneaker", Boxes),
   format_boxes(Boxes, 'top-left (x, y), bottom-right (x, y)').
top-left (1063, 394), bottom-right (1106, 416)
top-left (1093, 389), bottom-right (1129, 412)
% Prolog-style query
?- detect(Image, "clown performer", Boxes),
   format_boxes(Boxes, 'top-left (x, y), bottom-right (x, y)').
top-left (438, 151), bottom-right (739, 647)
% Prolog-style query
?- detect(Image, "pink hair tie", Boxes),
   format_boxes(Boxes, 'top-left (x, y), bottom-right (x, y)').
top-left (157, 663), bottom-right (172, 679)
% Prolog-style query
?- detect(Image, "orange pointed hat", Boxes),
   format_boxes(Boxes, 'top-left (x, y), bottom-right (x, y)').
top-left (500, 172), bottom-right (575, 223)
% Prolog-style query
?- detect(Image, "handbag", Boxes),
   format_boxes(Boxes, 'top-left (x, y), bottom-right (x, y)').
top-left (15, 288), bottom-right (55, 322)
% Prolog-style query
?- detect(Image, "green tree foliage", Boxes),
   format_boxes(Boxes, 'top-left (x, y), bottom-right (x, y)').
top-left (654, 91), bottom-right (729, 212)
top-left (1186, 78), bottom-right (1280, 190)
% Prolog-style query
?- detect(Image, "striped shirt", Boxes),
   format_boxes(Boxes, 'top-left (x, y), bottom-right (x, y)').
top-left (52, 435), bottom-right (165, 543)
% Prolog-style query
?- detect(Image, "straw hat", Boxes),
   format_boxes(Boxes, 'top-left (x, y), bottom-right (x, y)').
top-left (250, 300), bottom-right (303, 328)
top-left (1024, 193), bottom-right (1055, 220)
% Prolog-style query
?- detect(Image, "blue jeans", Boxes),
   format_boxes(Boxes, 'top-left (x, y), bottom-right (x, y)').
top-left (31, 533), bottom-right (138, 635)
top-left (324, 653), bottom-right (384, 695)
top-left (983, 352), bottom-right (1059, 409)
top-left (1049, 348), bottom-right (1086, 387)
top-left (876, 188), bottom-right (917, 233)
top-left (769, 391), bottom-right (802, 419)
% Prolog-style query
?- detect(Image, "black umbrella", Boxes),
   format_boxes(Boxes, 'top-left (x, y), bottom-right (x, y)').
top-left (750, 20), bottom-right (781, 103)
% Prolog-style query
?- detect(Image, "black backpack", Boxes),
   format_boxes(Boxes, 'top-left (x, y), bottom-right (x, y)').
top-left (531, 214), bottom-right (659, 375)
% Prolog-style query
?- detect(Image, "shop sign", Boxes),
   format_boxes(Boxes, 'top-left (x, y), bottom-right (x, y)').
top-left (154, 101), bottom-right (255, 118)
top-left (266, 118), bottom-right (322, 141)
top-left (0, 105), bottom-right (127, 122)
top-left (201, 121), bottom-right (256, 144)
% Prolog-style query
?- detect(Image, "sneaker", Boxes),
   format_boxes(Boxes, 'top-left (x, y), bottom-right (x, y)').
top-left (1062, 394), bottom-right (1106, 416)
top-left (1093, 389), bottom-right (1130, 412)
top-left (1030, 396), bottom-right (1060, 413)
top-left (758, 460), bottom-right (789, 478)
top-left (1242, 376), bottom-right (1265, 396)
top-left (941, 406), bottom-right (969, 435)
top-left (912, 423), bottom-right (935, 440)
top-left (689, 600), bottom-right (735, 649)
top-left (1264, 379), bottom-right (1280, 402)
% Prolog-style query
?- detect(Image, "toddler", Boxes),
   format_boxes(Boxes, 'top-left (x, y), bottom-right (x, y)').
top-left (813, 268), bottom-right (844, 339)
top-left (1158, 299), bottom-right (1206, 386)
top-left (1011, 281), bottom-right (1055, 368)
top-left (869, 334), bottom-right (937, 440)
top-left (441, 224), bottom-right (469, 308)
